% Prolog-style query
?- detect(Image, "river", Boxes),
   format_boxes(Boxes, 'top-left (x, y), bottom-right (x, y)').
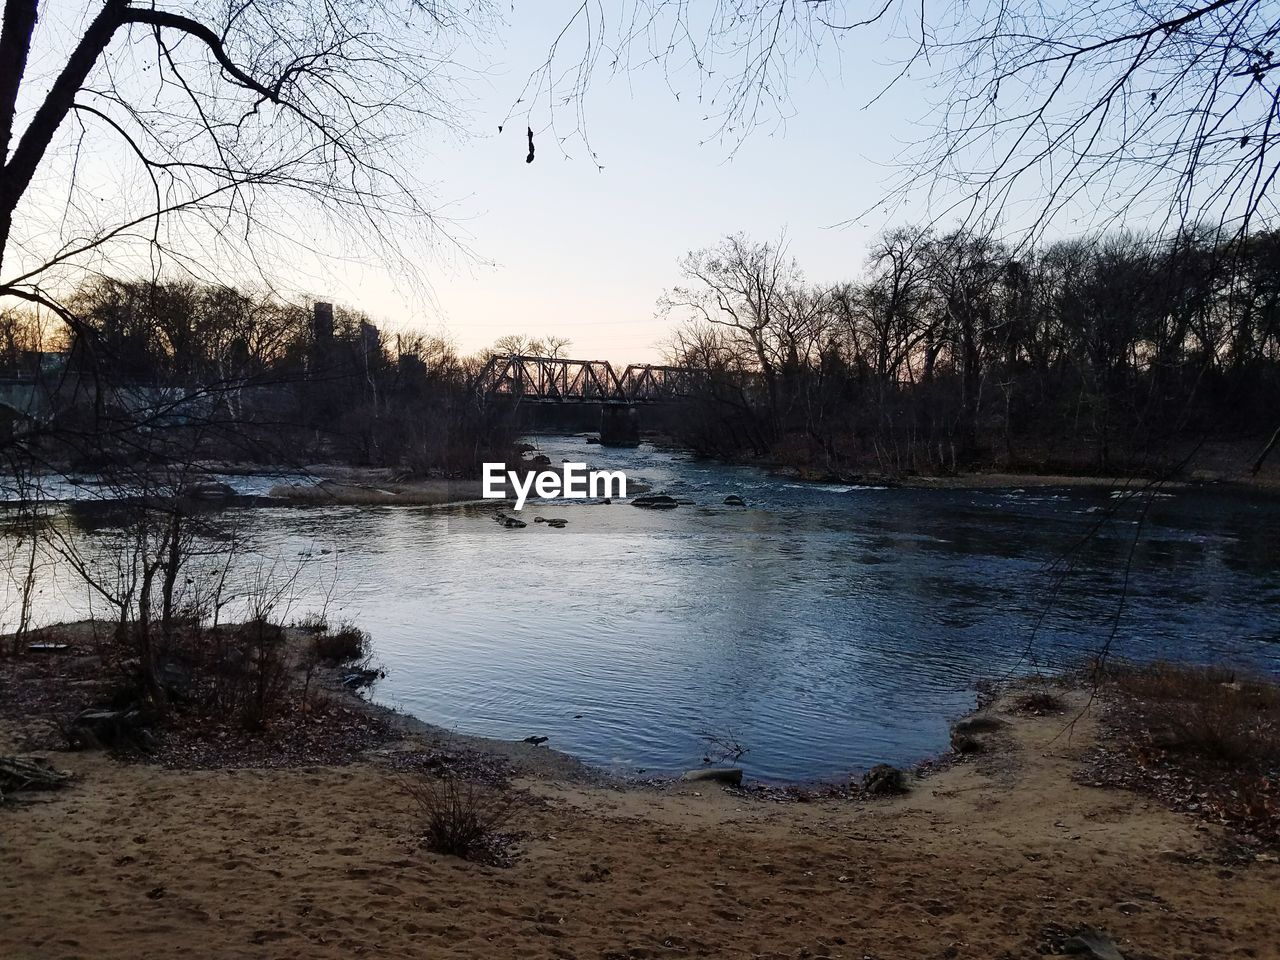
top-left (4, 435), bottom-right (1279, 781)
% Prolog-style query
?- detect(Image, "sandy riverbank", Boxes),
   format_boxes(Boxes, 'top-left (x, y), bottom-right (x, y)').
top-left (753, 437), bottom-right (1280, 494)
top-left (268, 476), bottom-right (488, 506)
top-left (253, 462), bottom-right (485, 506)
top-left (2, 677), bottom-right (1276, 959)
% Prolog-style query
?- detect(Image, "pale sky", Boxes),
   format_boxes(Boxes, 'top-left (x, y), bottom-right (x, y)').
top-left (7, 2), bottom-right (1112, 365)
top-left (315, 5), bottom-right (928, 365)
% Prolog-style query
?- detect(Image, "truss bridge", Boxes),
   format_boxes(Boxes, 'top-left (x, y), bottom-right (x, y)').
top-left (472, 355), bottom-right (702, 405)
top-left (472, 355), bottom-right (704, 446)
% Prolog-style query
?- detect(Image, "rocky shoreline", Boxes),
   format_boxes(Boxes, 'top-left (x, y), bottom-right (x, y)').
top-left (7, 620), bottom-right (1276, 840)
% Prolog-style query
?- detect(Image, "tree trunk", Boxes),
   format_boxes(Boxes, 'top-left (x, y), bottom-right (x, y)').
top-left (160, 508), bottom-right (183, 642)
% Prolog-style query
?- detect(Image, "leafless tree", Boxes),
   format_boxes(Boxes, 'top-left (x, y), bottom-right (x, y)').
top-left (1, 0), bottom-right (489, 323)
top-left (488, 334), bottom-right (575, 359)
top-left (0, 449), bottom-right (44, 654)
top-left (661, 224), bottom-right (1280, 471)
top-left (843, 226), bottom-right (937, 387)
top-left (515, 1), bottom-right (1280, 452)
top-left (661, 233), bottom-right (802, 424)
top-left (506, 0), bottom-right (848, 156)
top-left (518, 1), bottom-right (1280, 242)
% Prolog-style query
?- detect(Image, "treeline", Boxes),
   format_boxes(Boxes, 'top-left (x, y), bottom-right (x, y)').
top-left (662, 229), bottom-right (1280, 473)
top-left (0, 278), bottom-right (507, 473)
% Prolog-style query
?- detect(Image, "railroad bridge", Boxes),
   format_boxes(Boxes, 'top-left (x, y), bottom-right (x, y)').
top-left (472, 355), bottom-right (704, 445)
top-left (0, 377), bottom-right (54, 439)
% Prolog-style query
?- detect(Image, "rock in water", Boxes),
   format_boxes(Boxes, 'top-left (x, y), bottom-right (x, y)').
top-left (861, 763), bottom-right (907, 795)
top-left (681, 768), bottom-right (743, 786)
top-left (723, 495), bottom-right (746, 506)
top-left (183, 480), bottom-right (236, 500)
top-left (952, 713), bottom-right (1007, 735)
top-left (631, 493), bottom-right (679, 509)
top-left (1062, 928), bottom-right (1124, 960)
top-left (950, 712), bottom-right (1007, 753)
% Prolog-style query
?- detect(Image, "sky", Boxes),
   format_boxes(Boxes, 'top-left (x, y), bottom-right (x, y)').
top-left (7, 2), bottom-right (1243, 364)
top-left (313, 5), bottom-right (929, 365)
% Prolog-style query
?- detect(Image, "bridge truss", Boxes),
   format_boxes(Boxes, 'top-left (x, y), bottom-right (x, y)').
top-left (473, 355), bottom-right (703, 404)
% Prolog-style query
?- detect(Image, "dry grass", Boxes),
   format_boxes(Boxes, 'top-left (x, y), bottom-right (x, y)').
top-left (1092, 659), bottom-right (1280, 846)
top-left (1104, 661), bottom-right (1280, 766)
top-left (1010, 688), bottom-right (1066, 715)
top-left (294, 611), bottom-right (329, 634)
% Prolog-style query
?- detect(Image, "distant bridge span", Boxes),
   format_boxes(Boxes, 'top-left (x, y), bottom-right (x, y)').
top-left (0, 377), bottom-right (51, 422)
top-left (473, 355), bottom-right (704, 405)
top-left (472, 355), bottom-right (707, 445)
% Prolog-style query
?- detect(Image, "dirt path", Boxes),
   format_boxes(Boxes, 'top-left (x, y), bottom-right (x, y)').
top-left (1, 690), bottom-right (1274, 959)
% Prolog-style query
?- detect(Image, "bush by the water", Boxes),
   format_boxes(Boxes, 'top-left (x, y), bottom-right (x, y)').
top-left (1105, 661), bottom-right (1280, 766)
top-left (1097, 659), bottom-right (1280, 845)
top-left (402, 773), bottom-right (522, 862)
top-left (312, 621), bottom-right (371, 664)
top-left (294, 612), bottom-right (329, 634)
top-left (219, 619), bottom-right (292, 730)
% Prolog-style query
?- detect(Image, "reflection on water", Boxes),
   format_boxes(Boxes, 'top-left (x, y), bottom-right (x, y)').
top-left (3, 436), bottom-right (1279, 781)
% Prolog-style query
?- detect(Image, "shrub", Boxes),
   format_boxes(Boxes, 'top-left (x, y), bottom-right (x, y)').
top-left (402, 773), bottom-right (522, 861)
top-left (204, 619), bottom-right (292, 730)
top-left (312, 621), bottom-right (371, 664)
top-left (1102, 660), bottom-right (1239, 702)
top-left (295, 611), bottom-right (330, 634)
top-left (1105, 660), bottom-right (1280, 768)
top-left (1096, 660), bottom-right (1280, 844)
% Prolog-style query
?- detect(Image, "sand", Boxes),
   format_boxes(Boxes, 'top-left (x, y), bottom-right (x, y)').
top-left (267, 477), bottom-right (487, 506)
top-left (2, 687), bottom-right (1276, 959)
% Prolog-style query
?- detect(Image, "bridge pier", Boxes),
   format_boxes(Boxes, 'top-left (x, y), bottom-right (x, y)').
top-left (599, 403), bottom-right (641, 447)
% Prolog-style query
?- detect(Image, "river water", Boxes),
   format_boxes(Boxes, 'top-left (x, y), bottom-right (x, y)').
top-left (4, 435), bottom-right (1279, 781)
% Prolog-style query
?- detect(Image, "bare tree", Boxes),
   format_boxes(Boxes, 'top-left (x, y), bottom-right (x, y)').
top-left (847, 226), bottom-right (937, 386)
top-left (488, 334), bottom-right (574, 359)
top-left (515, 1), bottom-right (1280, 242)
top-left (1, 0), bottom-right (488, 322)
top-left (514, 1), bottom-right (1280, 451)
top-left (0, 448), bottom-right (44, 654)
top-left (661, 234), bottom-right (801, 425)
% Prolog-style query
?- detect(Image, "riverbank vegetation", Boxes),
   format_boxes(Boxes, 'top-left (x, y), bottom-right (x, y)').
top-left (1, 278), bottom-right (517, 476)
top-left (1087, 660), bottom-right (1280, 847)
top-left (662, 229), bottom-right (1280, 480)
top-left (0, 617), bottom-right (390, 768)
